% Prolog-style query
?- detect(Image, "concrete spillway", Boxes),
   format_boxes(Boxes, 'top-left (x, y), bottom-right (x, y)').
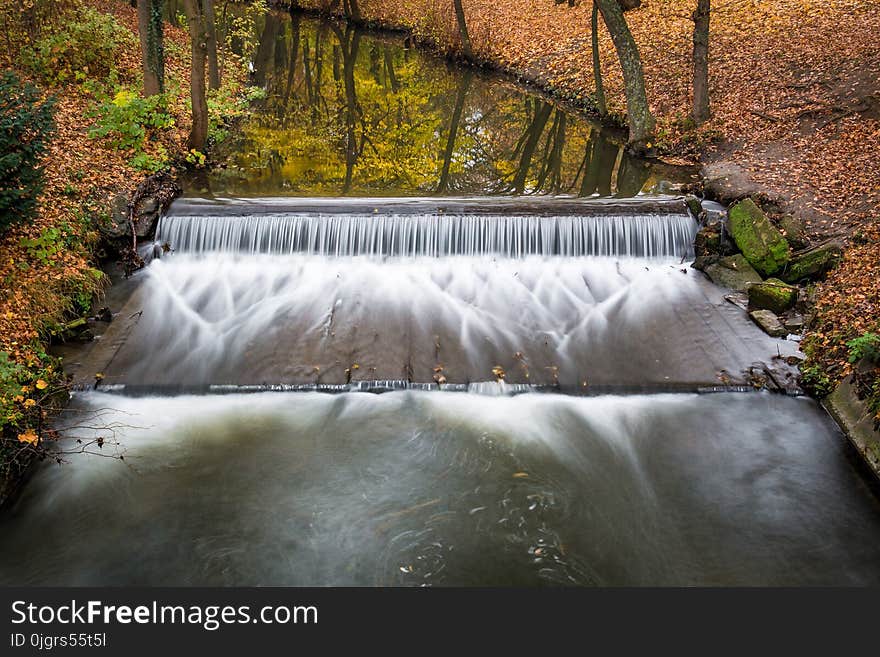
top-left (66, 197), bottom-right (801, 393)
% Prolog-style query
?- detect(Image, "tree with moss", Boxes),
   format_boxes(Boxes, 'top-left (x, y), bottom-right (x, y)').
top-left (137, 0), bottom-right (165, 96)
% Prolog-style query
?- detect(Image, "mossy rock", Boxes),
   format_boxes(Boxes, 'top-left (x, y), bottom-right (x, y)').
top-left (728, 198), bottom-right (790, 277)
top-left (703, 254), bottom-right (763, 292)
top-left (782, 241), bottom-right (843, 283)
top-left (748, 278), bottom-right (797, 314)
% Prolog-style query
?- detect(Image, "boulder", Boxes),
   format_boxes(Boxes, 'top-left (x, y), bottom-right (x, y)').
top-left (103, 193), bottom-right (131, 239)
top-left (782, 241), bottom-right (843, 283)
top-left (783, 314), bottom-right (805, 332)
top-left (701, 162), bottom-right (765, 205)
top-left (728, 198), bottom-right (790, 277)
top-left (748, 278), bottom-right (797, 314)
top-left (702, 254), bottom-right (763, 292)
top-left (133, 195), bottom-right (160, 238)
top-left (777, 214), bottom-right (808, 250)
top-left (749, 309), bottom-right (787, 337)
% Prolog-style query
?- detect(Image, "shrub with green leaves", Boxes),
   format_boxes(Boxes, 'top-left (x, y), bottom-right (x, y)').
top-left (0, 351), bottom-right (27, 431)
top-left (22, 6), bottom-right (137, 85)
top-left (0, 71), bottom-right (55, 234)
top-left (847, 333), bottom-right (880, 365)
top-left (89, 88), bottom-right (174, 171)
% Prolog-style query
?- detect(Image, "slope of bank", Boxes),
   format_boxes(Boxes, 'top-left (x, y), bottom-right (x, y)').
top-left (0, 0), bottom-right (253, 502)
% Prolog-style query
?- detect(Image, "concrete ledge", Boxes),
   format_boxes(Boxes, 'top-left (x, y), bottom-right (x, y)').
top-left (168, 195), bottom-right (691, 217)
top-left (824, 376), bottom-right (880, 479)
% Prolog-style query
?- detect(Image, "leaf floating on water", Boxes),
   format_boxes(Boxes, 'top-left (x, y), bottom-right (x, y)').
top-left (94, 372), bottom-right (104, 380)
top-left (513, 472), bottom-right (529, 479)
top-left (492, 365), bottom-right (506, 380)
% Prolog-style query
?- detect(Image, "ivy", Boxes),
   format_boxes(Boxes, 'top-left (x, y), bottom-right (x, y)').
top-left (0, 71), bottom-right (55, 234)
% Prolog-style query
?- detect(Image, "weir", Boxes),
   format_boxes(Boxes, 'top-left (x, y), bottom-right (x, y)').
top-left (70, 196), bottom-right (801, 392)
top-left (158, 197), bottom-right (698, 259)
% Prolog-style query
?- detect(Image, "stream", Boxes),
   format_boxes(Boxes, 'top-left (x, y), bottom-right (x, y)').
top-left (1, 10), bottom-right (879, 586)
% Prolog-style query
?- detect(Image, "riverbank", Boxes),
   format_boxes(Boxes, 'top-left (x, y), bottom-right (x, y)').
top-left (291, 0), bottom-right (880, 452)
top-left (0, 0), bottom-right (255, 503)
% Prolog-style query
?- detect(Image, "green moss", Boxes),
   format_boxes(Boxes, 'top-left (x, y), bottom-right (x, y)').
top-left (728, 198), bottom-right (790, 277)
top-left (783, 241), bottom-right (843, 283)
top-left (748, 278), bottom-right (797, 314)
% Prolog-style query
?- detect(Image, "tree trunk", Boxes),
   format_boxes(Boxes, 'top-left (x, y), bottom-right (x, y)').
top-left (595, 0), bottom-right (654, 151)
top-left (512, 101), bottom-right (553, 194)
top-left (691, 0), bottom-right (710, 124)
top-left (331, 24), bottom-right (362, 192)
top-left (137, 0), bottom-right (165, 96)
top-left (253, 15), bottom-right (279, 87)
top-left (591, 1), bottom-right (606, 116)
top-left (384, 47), bottom-right (399, 92)
top-left (453, 0), bottom-right (472, 59)
top-left (303, 36), bottom-right (314, 106)
top-left (437, 70), bottom-right (472, 193)
top-left (202, 0), bottom-right (220, 90)
top-left (343, 0), bottom-right (361, 22)
top-left (183, 0), bottom-right (208, 151)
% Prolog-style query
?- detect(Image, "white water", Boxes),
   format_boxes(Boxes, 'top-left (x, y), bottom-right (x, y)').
top-left (2, 391), bottom-right (879, 586)
top-left (156, 212), bottom-right (698, 258)
top-left (113, 253), bottom-right (735, 387)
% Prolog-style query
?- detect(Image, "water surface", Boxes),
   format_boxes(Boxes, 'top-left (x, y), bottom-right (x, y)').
top-left (191, 11), bottom-right (687, 197)
top-left (2, 392), bottom-right (878, 586)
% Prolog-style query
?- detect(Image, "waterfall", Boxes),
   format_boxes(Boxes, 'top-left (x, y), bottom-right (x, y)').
top-left (156, 212), bottom-right (698, 259)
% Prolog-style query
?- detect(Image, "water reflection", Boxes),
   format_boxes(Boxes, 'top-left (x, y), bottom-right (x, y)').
top-left (198, 11), bottom-right (676, 197)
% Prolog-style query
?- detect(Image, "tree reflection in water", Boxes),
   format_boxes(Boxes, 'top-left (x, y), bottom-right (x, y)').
top-left (199, 10), bottom-right (677, 197)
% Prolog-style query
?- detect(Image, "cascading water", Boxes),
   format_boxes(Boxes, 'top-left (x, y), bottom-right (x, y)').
top-left (155, 212), bottom-right (698, 259)
top-left (93, 199), bottom-right (799, 392)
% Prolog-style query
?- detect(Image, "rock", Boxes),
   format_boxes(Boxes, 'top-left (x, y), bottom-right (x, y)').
top-left (694, 221), bottom-right (736, 258)
top-left (684, 194), bottom-right (703, 219)
top-left (723, 292), bottom-right (749, 311)
top-left (782, 241), bottom-right (843, 283)
top-left (825, 376), bottom-right (880, 477)
top-left (749, 309), bottom-right (787, 337)
top-left (94, 307), bottom-right (113, 323)
top-left (133, 195), bottom-right (161, 238)
top-left (103, 193), bottom-right (131, 239)
top-left (748, 278), bottom-right (797, 314)
top-left (692, 254), bottom-right (720, 272)
top-left (777, 214), bottom-right (809, 250)
top-left (728, 198), bottom-right (790, 277)
top-left (701, 162), bottom-right (765, 205)
top-left (703, 254), bottom-right (763, 292)
top-left (783, 314), bottom-right (804, 332)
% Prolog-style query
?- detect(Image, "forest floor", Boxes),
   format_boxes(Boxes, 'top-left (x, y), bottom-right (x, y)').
top-left (298, 0), bottom-right (880, 414)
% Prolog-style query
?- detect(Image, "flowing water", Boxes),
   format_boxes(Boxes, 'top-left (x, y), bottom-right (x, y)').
top-left (1, 392), bottom-right (879, 586)
top-left (2, 11), bottom-right (880, 586)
